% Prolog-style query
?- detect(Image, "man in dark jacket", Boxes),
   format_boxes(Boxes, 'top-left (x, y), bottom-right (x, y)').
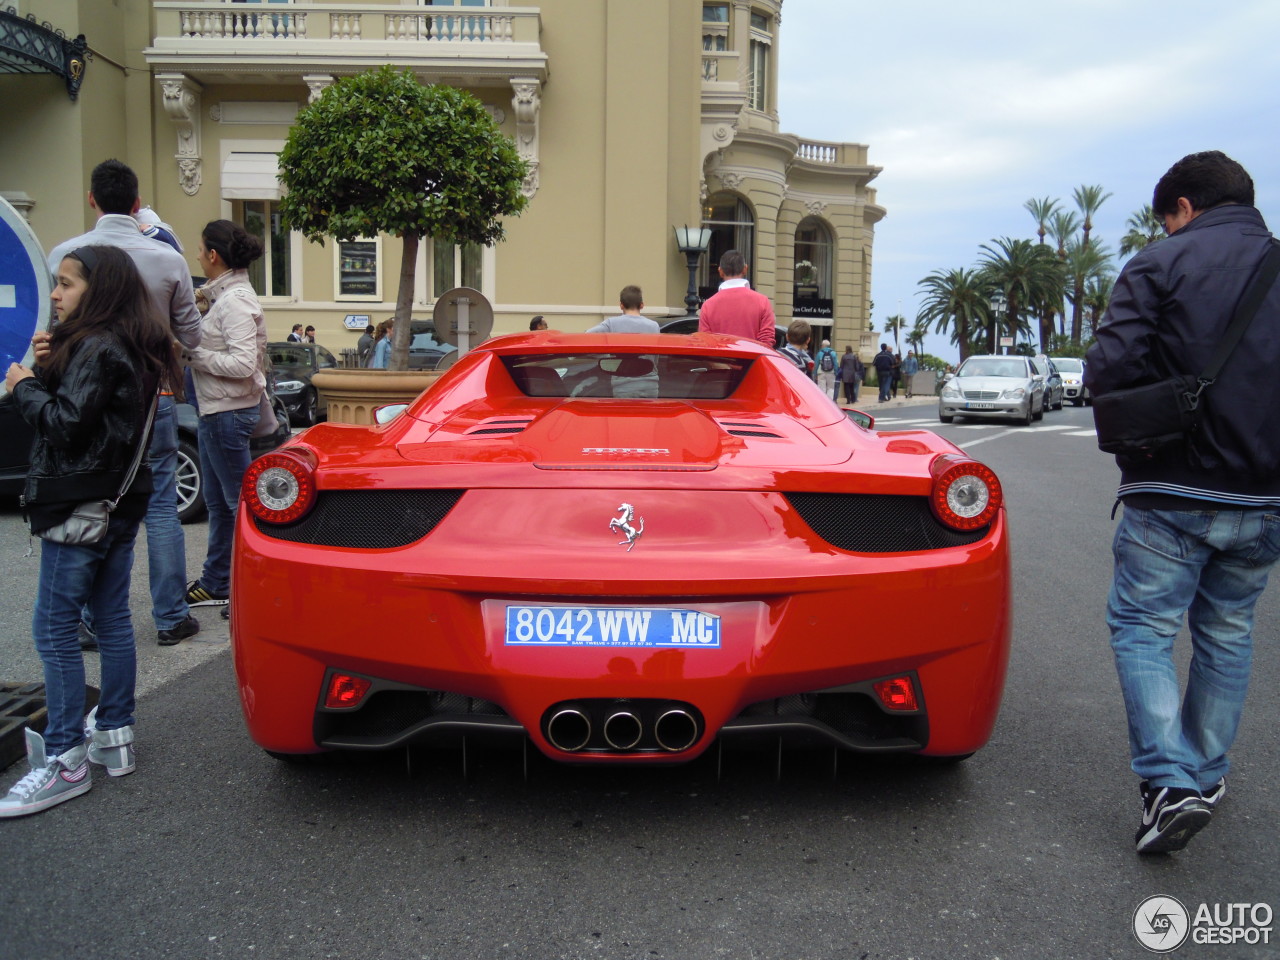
top-left (872, 344), bottom-right (895, 402)
top-left (1085, 151), bottom-right (1280, 855)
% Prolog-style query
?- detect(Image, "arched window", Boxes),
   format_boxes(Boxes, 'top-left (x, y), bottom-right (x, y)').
top-left (793, 217), bottom-right (833, 320)
top-left (700, 193), bottom-right (755, 300)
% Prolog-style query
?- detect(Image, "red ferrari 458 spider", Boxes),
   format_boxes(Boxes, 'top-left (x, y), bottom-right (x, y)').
top-left (232, 333), bottom-right (1009, 765)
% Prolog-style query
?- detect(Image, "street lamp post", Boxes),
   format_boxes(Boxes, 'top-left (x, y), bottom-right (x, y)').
top-left (674, 225), bottom-right (713, 318)
top-left (990, 292), bottom-right (1008, 354)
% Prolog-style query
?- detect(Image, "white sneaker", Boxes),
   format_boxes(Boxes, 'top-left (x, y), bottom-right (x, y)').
top-left (0, 729), bottom-right (92, 818)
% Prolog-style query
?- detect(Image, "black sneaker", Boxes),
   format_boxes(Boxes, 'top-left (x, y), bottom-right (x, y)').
top-left (157, 614), bottom-right (201, 647)
top-left (78, 620), bottom-right (99, 652)
top-left (1201, 777), bottom-right (1227, 809)
top-left (185, 580), bottom-right (229, 607)
top-left (1135, 782), bottom-right (1212, 854)
top-left (220, 605), bottom-right (230, 621)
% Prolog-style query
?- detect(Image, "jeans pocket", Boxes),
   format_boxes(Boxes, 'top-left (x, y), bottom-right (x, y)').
top-left (233, 407), bottom-right (261, 439)
top-left (1246, 514), bottom-right (1280, 566)
top-left (1133, 508), bottom-right (1212, 561)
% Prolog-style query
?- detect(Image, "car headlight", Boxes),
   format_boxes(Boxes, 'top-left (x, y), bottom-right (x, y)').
top-left (941, 382), bottom-right (963, 399)
top-left (274, 379), bottom-right (305, 394)
top-left (1001, 387), bottom-right (1026, 400)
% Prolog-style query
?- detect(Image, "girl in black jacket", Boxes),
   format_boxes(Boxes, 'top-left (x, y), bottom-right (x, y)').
top-left (1, 245), bottom-right (180, 818)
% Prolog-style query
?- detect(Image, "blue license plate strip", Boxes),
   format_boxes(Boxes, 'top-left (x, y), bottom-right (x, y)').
top-left (505, 605), bottom-right (721, 648)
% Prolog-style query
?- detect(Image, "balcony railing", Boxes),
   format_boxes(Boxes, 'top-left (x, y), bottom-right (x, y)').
top-left (795, 138), bottom-right (870, 167)
top-left (156, 2), bottom-right (540, 46)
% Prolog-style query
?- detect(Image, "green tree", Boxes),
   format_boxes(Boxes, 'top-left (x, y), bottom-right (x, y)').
top-left (278, 67), bottom-right (528, 370)
top-left (1024, 196), bottom-right (1062, 349)
top-left (1082, 274), bottom-right (1115, 340)
top-left (1047, 209), bottom-right (1080, 337)
top-left (977, 237), bottom-right (1063, 353)
top-left (884, 313), bottom-right (906, 352)
top-left (1070, 184), bottom-right (1112, 344)
top-left (907, 317), bottom-right (930, 356)
top-left (1119, 204), bottom-right (1164, 258)
top-left (916, 267), bottom-right (993, 363)
top-left (1062, 239), bottom-right (1114, 343)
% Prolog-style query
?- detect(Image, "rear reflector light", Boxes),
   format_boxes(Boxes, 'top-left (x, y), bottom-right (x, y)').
top-left (243, 451), bottom-right (317, 524)
top-left (929, 455), bottom-right (1002, 531)
top-left (873, 676), bottom-right (919, 712)
top-left (325, 673), bottom-right (372, 709)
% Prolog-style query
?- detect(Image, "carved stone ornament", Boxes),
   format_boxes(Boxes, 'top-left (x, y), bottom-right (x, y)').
top-left (510, 77), bottom-right (542, 199)
top-left (303, 74), bottom-right (334, 104)
top-left (718, 171), bottom-right (744, 191)
top-left (157, 73), bottom-right (203, 196)
top-left (804, 200), bottom-right (828, 217)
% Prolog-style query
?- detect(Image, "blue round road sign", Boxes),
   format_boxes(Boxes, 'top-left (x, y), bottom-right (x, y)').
top-left (0, 196), bottom-right (51, 376)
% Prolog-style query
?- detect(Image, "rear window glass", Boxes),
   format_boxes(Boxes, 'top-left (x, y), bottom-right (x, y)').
top-left (502, 353), bottom-right (754, 399)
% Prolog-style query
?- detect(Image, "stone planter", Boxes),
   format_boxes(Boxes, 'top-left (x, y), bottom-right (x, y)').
top-left (311, 368), bottom-right (442, 425)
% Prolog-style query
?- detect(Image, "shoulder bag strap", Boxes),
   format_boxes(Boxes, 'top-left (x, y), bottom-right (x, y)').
top-left (108, 392), bottom-right (159, 509)
top-left (1196, 240), bottom-right (1280, 387)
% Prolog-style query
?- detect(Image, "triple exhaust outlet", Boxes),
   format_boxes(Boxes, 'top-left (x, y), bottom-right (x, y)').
top-left (545, 703), bottom-right (700, 754)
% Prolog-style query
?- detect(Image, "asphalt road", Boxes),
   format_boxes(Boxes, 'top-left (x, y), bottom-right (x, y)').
top-left (1, 400), bottom-right (1277, 960)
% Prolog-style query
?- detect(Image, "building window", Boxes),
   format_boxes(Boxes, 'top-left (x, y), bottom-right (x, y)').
top-left (700, 193), bottom-right (755, 300)
top-left (336, 239), bottom-right (380, 301)
top-left (432, 241), bottom-right (484, 299)
top-left (748, 12), bottom-right (771, 111)
top-left (238, 200), bottom-right (292, 298)
top-left (702, 3), bottom-right (728, 51)
top-left (794, 217), bottom-right (834, 320)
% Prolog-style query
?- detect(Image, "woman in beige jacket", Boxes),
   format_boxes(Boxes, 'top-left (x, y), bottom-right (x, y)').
top-left (182, 220), bottom-right (266, 609)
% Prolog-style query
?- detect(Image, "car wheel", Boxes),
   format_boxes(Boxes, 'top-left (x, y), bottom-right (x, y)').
top-left (175, 438), bottom-right (206, 524)
top-left (1031, 398), bottom-right (1044, 422)
top-left (299, 388), bottom-right (318, 427)
top-left (939, 414), bottom-right (954, 424)
top-left (1072, 397), bottom-right (1084, 407)
top-left (1019, 402), bottom-right (1033, 426)
top-left (1055, 394), bottom-right (1064, 410)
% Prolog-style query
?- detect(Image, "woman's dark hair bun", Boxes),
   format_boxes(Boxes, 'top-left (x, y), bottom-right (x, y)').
top-left (203, 219), bottom-right (264, 269)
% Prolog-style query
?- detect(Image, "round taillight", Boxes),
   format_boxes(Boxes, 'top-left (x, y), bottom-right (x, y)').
top-left (242, 452), bottom-right (316, 524)
top-left (929, 456), bottom-right (1002, 531)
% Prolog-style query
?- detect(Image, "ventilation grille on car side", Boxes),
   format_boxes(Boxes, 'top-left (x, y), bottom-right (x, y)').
top-left (717, 419), bottom-right (784, 439)
top-left (252, 490), bottom-right (465, 548)
top-left (465, 417), bottom-right (534, 437)
top-left (784, 492), bottom-right (988, 552)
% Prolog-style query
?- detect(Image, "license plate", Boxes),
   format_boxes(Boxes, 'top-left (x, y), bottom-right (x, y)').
top-left (505, 605), bottom-right (721, 648)
top-left (966, 402), bottom-right (995, 409)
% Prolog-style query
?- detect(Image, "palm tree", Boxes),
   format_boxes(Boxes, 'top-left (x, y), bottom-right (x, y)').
top-left (1047, 210), bottom-right (1080, 336)
top-left (884, 314), bottom-right (906, 352)
top-left (916, 267), bottom-right (993, 363)
top-left (977, 237), bottom-right (1064, 353)
top-left (1119, 204), bottom-right (1163, 258)
top-left (1082, 274), bottom-right (1115, 340)
top-left (1063, 239), bottom-right (1114, 343)
top-left (1072, 184), bottom-right (1113, 251)
top-left (1024, 197), bottom-right (1061, 348)
top-left (908, 317), bottom-right (929, 356)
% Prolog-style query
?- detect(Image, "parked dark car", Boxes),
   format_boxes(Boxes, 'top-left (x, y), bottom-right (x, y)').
top-left (407, 319), bottom-right (458, 371)
top-left (267, 341), bottom-right (338, 427)
top-left (0, 391), bottom-right (290, 525)
top-left (658, 315), bottom-right (788, 349)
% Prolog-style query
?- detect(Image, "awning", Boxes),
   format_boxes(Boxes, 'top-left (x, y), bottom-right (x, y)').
top-left (0, 8), bottom-right (88, 100)
top-left (221, 151), bottom-right (282, 200)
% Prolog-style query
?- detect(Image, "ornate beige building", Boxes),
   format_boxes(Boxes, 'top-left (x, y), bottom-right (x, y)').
top-left (3, 0), bottom-right (883, 351)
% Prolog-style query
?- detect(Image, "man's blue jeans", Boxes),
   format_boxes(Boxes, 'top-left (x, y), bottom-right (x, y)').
top-left (34, 513), bottom-right (143, 756)
top-left (144, 396), bottom-right (190, 629)
top-left (1107, 505), bottom-right (1280, 792)
top-left (878, 375), bottom-right (891, 402)
top-left (198, 405), bottom-right (259, 595)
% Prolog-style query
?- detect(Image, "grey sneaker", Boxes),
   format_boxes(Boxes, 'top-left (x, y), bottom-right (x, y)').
top-left (0, 729), bottom-right (92, 818)
top-left (1135, 782), bottom-right (1212, 854)
top-left (83, 707), bottom-right (136, 777)
top-left (78, 619), bottom-right (99, 652)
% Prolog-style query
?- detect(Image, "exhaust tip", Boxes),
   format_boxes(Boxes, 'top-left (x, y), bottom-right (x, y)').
top-left (546, 708), bottom-right (591, 752)
top-left (602, 711), bottom-right (643, 751)
top-left (654, 709), bottom-right (699, 752)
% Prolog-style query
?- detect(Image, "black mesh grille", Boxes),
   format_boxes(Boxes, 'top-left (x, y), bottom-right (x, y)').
top-left (728, 429), bottom-right (783, 438)
top-left (469, 427), bottom-right (526, 435)
top-left (253, 489), bottom-right (464, 548)
top-left (785, 492), bottom-right (988, 552)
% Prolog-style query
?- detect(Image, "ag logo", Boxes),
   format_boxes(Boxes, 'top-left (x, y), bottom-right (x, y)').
top-left (1133, 895), bottom-right (1190, 953)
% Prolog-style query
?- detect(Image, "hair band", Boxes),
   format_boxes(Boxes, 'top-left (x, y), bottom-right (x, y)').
top-left (70, 247), bottom-right (98, 275)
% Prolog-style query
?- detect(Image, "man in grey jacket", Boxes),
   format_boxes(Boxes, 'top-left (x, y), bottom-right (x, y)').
top-left (1085, 151), bottom-right (1280, 854)
top-left (587, 285), bottom-right (659, 333)
top-left (45, 159), bottom-right (204, 647)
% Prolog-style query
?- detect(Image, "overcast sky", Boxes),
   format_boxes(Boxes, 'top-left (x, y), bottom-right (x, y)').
top-left (777, 0), bottom-right (1280, 360)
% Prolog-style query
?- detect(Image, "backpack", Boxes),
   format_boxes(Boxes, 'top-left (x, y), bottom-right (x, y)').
top-left (820, 350), bottom-right (834, 372)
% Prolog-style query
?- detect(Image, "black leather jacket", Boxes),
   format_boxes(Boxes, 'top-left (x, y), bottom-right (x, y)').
top-left (1085, 204), bottom-right (1280, 507)
top-left (11, 333), bottom-right (155, 532)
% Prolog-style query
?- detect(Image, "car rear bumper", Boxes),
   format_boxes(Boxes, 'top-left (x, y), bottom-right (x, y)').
top-left (231, 492), bottom-right (1010, 763)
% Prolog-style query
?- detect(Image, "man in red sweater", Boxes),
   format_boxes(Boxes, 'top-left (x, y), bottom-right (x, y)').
top-left (697, 249), bottom-right (776, 347)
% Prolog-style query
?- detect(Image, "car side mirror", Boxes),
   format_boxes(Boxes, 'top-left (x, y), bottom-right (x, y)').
top-left (374, 403), bottom-right (409, 424)
top-left (845, 409), bottom-right (874, 430)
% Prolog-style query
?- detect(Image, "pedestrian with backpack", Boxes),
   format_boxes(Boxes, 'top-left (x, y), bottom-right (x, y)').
top-left (815, 339), bottom-right (838, 399)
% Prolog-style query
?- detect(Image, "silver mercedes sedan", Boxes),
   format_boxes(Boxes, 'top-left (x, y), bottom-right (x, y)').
top-left (938, 354), bottom-right (1048, 425)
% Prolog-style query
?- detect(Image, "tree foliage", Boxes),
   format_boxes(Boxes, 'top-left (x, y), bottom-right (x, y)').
top-left (916, 267), bottom-right (993, 363)
top-left (978, 238), bottom-right (1063, 354)
top-left (278, 67), bottom-right (528, 369)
